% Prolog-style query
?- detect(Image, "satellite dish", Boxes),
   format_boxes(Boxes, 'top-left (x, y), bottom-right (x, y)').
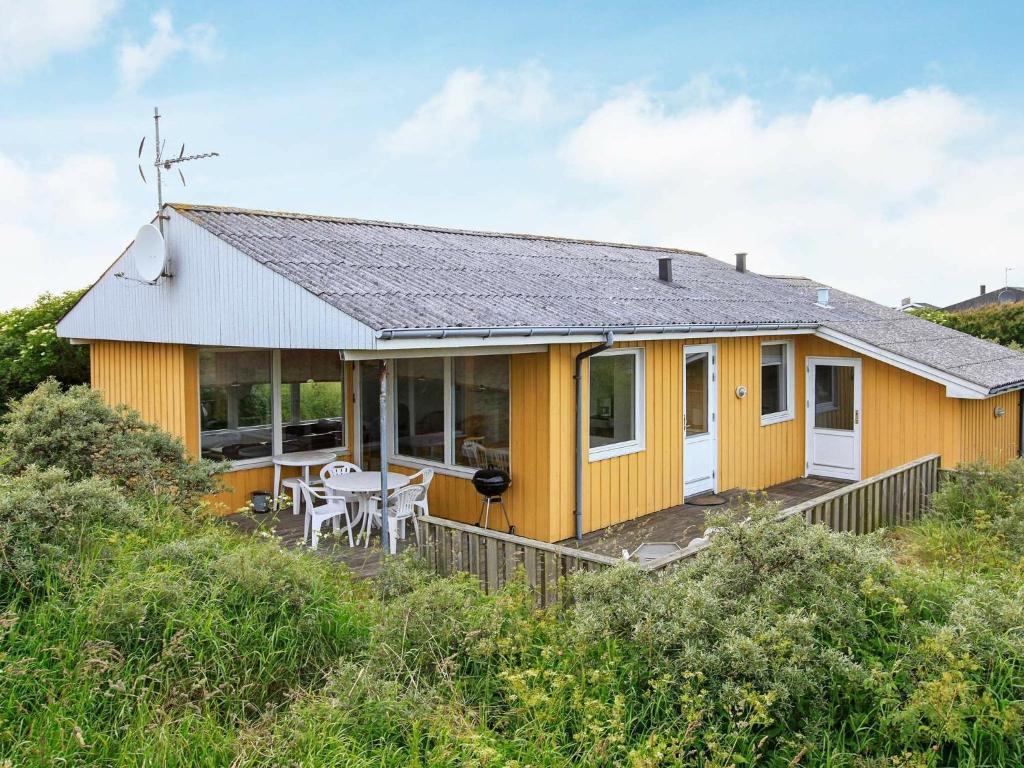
top-left (132, 223), bottom-right (167, 282)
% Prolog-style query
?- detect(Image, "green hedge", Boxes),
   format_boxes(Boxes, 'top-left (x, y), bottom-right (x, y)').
top-left (910, 303), bottom-right (1024, 349)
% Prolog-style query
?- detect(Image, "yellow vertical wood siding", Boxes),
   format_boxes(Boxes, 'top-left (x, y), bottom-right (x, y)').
top-left (717, 337), bottom-right (804, 492)
top-left (957, 391), bottom-right (1019, 467)
top-left (798, 337), bottom-right (1019, 473)
top-left (90, 338), bottom-right (1020, 543)
top-left (90, 341), bottom-right (200, 454)
top-left (546, 337), bottom-right (804, 540)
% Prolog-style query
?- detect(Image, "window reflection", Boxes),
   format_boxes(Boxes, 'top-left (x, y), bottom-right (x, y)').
top-left (685, 352), bottom-right (708, 437)
top-left (760, 343), bottom-right (787, 417)
top-left (590, 353), bottom-right (638, 448)
top-left (454, 355), bottom-right (510, 470)
top-left (395, 358), bottom-right (446, 462)
top-left (279, 350), bottom-right (345, 454)
top-left (199, 349), bottom-right (273, 461)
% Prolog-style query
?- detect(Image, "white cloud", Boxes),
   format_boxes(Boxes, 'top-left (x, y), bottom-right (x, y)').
top-left (560, 87), bottom-right (1024, 306)
top-left (383, 62), bottom-right (553, 158)
top-left (0, 0), bottom-right (121, 77)
top-left (118, 9), bottom-right (218, 92)
top-left (0, 152), bottom-right (133, 310)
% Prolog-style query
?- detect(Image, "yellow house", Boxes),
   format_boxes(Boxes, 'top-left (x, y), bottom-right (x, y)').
top-left (58, 204), bottom-right (1024, 543)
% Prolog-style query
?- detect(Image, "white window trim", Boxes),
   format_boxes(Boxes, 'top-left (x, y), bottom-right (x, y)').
top-left (588, 348), bottom-right (646, 462)
top-left (198, 347), bottom-right (349, 472)
top-left (760, 340), bottom-right (795, 426)
top-left (387, 355), bottom-right (511, 477)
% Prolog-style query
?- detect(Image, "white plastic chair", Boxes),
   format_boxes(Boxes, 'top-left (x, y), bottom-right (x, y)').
top-left (406, 467), bottom-right (434, 519)
top-left (280, 477), bottom-right (303, 515)
top-left (299, 480), bottom-right (356, 549)
top-left (362, 484), bottom-right (426, 555)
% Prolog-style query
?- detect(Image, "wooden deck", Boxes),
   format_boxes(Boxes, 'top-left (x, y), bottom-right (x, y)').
top-left (223, 475), bottom-right (847, 577)
top-left (224, 508), bottom-right (414, 578)
top-left (558, 476), bottom-right (849, 557)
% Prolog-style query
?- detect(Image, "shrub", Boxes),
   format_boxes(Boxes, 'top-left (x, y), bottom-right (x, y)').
top-left (1, 380), bottom-right (223, 506)
top-left (904, 459), bottom-right (1024, 575)
top-left (564, 505), bottom-right (901, 762)
top-left (909, 304), bottom-right (1024, 349)
top-left (0, 466), bottom-right (130, 600)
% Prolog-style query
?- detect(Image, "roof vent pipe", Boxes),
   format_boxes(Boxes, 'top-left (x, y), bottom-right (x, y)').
top-left (658, 257), bottom-right (673, 283)
top-left (735, 252), bottom-right (747, 273)
top-left (817, 287), bottom-right (830, 306)
top-left (980, 284), bottom-right (987, 296)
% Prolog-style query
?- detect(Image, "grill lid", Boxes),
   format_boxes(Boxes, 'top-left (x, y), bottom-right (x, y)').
top-left (472, 468), bottom-right (511, 496)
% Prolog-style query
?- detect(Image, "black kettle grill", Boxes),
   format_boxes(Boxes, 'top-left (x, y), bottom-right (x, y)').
top-left (472, 468), bottom-right (514, 534)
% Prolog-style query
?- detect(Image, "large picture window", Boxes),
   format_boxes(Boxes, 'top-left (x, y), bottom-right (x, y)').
top-left (390, 355), bottom-right (511, 474)
top-left (761, 341), bottom-right (794, 425)
top-left (199, 348), bottom-right (347, 465)
top-left (395, 357), bottom-right (446, 462)
top-left (589, 349), bottom-right (644, 460)
top-left (453, 355), bottom-right (510, 471)
top-left (199, 349), bottom-right (274, 461)
top-left (280, 350), bottom-right (346, 453)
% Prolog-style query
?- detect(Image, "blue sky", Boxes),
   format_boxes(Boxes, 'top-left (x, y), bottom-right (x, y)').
top-left (2, 1), bottom-right (1024, 309)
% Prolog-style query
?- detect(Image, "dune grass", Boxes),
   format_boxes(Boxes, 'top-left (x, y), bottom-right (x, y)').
top-left (2, 461), bottom-right (1024, 766)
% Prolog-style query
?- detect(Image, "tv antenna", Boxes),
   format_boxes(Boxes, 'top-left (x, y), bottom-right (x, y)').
top-left (138, 106), bottom-right (219, 233)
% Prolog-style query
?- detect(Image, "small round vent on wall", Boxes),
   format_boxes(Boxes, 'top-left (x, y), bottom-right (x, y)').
top-left (132, 223), bottom-right (168, 282)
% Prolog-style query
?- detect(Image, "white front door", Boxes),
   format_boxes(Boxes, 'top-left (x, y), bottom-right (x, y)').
top-left (805, 357), bottom-right (862, 480)
top-left (684, 344), bottom-right (717, 496)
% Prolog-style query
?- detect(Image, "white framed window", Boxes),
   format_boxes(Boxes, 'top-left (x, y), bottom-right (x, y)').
top-left (198, 348), bottom-right (347, 469)
top-left (589, 348), bottom-right (645, 461)
top-left (389, 355), bottom-right (510, 478)
top-left (760, 340), bottom-right (795, 426)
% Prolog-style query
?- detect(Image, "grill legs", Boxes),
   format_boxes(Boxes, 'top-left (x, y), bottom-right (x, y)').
top-left (477, 495), bottom-right (515, 534)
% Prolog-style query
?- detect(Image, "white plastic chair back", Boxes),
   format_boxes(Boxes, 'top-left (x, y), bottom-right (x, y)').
top-left (320, 460), bottom-right (361, 482)
top-left (407, 468), bottom-right (434, 516)
top-left (385, 484), bottom-right (425, 521)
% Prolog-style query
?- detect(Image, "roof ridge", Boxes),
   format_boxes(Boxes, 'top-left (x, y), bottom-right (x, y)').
top-left (167, 202), bottom-right (710, 258)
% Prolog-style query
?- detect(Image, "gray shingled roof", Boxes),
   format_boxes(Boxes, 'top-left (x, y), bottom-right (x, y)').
top-left (944, 287), bottom-right (1024, 313)
top-left (171, 204), bottom-right (1024, 394)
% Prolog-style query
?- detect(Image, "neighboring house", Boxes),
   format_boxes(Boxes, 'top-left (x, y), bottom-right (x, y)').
top-left (945, 285), bottom-right (1024, 312)
top-left (57, 204), bottom-right (1024, 543)
top-left (898, 298), bottom-right (937, 312)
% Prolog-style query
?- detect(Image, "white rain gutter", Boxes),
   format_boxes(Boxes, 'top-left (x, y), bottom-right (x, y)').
top-left (378, 322), bottom-right (818, 341)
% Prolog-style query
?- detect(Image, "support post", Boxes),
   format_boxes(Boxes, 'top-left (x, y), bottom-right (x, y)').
top-left (379, 360), bottom-right (391, 553)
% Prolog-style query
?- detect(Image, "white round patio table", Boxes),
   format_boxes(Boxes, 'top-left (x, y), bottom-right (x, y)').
top-left (272, 450), bottom-right (338, 506)
top-left (323, 471), bottom-right (409, 548)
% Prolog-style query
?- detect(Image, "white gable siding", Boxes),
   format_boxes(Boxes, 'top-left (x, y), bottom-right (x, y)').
top-left (57, 209), bottom-right (379, 349)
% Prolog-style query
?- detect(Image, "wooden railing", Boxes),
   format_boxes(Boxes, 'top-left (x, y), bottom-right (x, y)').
top-left (778, 454), bottom-right (941, 533)
top-left (416, 517), bottom-right (620, 606)
top-left (417, 454), bottom-right (942, 604)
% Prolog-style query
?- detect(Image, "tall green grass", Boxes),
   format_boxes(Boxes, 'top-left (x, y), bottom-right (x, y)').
top-left (3, 462), bottom-right (1024, 766)
top-left (0, 500), bottom-right (370, 766)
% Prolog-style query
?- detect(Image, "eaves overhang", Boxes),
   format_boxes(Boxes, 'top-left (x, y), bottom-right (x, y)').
top-left (815, 326), bottom-right (1021, 400)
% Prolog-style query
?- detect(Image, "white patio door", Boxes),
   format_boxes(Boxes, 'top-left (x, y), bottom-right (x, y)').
top-left (805, 357), bottom-right (862, 480)
top-left (683, 344), bottom-right (717, 496)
